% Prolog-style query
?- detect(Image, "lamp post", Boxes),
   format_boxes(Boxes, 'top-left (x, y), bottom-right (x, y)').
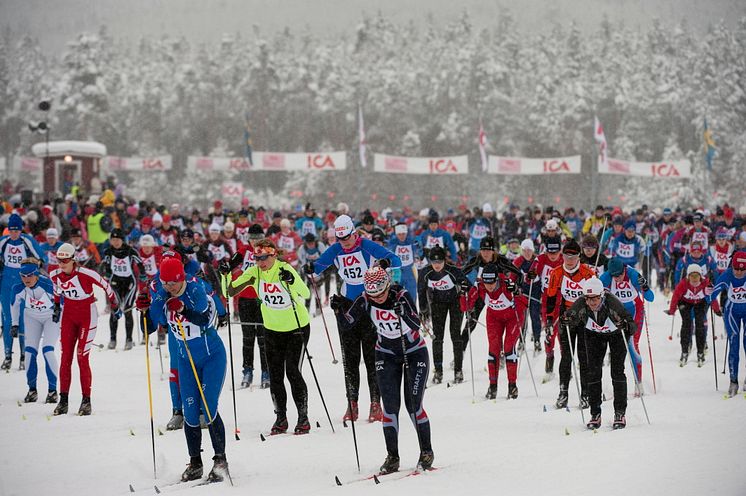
top-left (28, 100), bottom-right (51, 200)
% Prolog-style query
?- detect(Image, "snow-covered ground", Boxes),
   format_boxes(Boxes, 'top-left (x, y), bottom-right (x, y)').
top-left (1, 289), bottom-right (744, 496)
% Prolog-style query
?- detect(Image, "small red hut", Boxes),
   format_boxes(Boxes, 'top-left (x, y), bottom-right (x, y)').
top-left (31, 140), bottom-right (106, 196)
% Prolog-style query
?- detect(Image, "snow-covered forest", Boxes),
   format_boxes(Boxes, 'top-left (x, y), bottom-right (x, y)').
top-left (1, 12), bottom-right (744, 210)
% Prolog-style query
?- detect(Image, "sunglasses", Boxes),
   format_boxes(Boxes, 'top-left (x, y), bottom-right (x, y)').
top-left (161, 280), bottom-right (181, 287)
top-left (586, 295), bottom-right (601, 302)
top-left (336, 233), bottom-right (352, 241)
top-left (255, 254), bottom-right (273, 261)
top-left (58, 257), bottom-right (74, 264)
top-left (21, 272), bottom-right (38, 278)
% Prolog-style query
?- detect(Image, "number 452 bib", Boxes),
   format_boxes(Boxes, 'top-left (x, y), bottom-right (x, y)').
top-left (337, 251), bottom-right (367, 284)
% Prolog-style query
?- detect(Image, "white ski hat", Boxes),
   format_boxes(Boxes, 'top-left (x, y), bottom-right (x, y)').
top-left (46, 228), bottom-right (59, 238)
top-left (152, 212), bottom-right (163, 223)
top-left (140, 234), bottom-right (156, 247)
top-left (224, 221), bottom-right (235, 231)
top-left (419, 208), bottom-right (430, 218)
top-left (583, 277), bottom-right (604, 297)
top-left (208, 223), bottom-right (222, 233)
top-left (334, 215), bottom-right (355, 238)
top-left (56, 243), bottom-right (75, 259)
top-left (686, 264), bottom-right (703, 276)
top-left (545, 219), bottom-right (559, 230)
top-left (482, 203), bottom-right (493, 213)
top-left (520, 239), bottom-right (535, 251)
top-left (394, 224), bottom-right (408, 235)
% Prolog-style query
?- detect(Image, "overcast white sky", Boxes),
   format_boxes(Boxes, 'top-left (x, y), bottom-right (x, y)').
top-left (2, 0), bottom-right (745, 53)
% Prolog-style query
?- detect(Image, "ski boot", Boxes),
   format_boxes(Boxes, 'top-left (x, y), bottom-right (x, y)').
top-left (19, 356), bottom-right (25, 371)
top-left (696, 352), bottom-right (705, 368)
top-left (342, 400), bottom-right (359, 422)
top-left (579, 393), bottom-right (589, 409)
top-left (555, 385), bottom-right (569, 409)
top-left (53, 393), bottom-right (69, 415)
top-left (24, 389), bottom-right (38, 403)
top-left (294, 415), bottom-right (311, 435)
top-left (368, 401), bottom-right (383, 422)
top-left (728, 381), bottom-right (739, 398)
top-left (78, 396), bottom-right (92, 416)
top-left (124, 340), bottom-right (133, 351)
top-left (107, 340), bottom-right (116, 350)
top-left (181, 456), bottom-right (203, 482)
top-left (533, 340), bottom-right (542, 355)
top-left (167, 409), bottom-right (185, 430)
top-left (586, 413), bottom-right (602, 430)
top-left (260, 370), bottom-right (270, 389)
top-left (241, 368), bottom-right (253, 388)
top-left (418, 450), bottom-right (435, 471)
top-left (679, 352), bottom-right (688, 367)
top-left (432, 369), bottom-right (443, 385)
top-left (1, 356), bottom-right (11, 370)
top-left (485, 383), bottom-right (497, 400)
top-left (612, 411), bottom-right (626, 430)
top-left (207, 454), bottom-right (229, 482)
top-left (545, 354), bottom-right (554, 374)
top-left (45, 390), bottom-right (58, 404)
top-left (379, 453), bottom-right (400, 475)
top-left (157, 332), bottom-right (166, 346)
top-left (453, 370), bottom-right (464, 384)
top-left (507, 382), bottom-right (518, 399)
top-left (271, 413), bottom-right (289, 435)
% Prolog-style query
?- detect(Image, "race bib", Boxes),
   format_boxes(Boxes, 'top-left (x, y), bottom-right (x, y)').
top-left (683, 288), bottom-right (705, 300)
top-left (425, 236), bottom-right (444, 249)
top-left (714, 251), bottom-right (731, 271)
top-left (485, 292), bottom-right (512, 311)
top-left (142, 254), bottom-right (158, 276)
top-left (3, 244), bottom-right (27, 268)
top-left (242, 250), bottom-right (256, 271)
top-left (727, 285), bottom-right (746, 303)
top-left (471, 224), bottom-right (488, 239)
top-left (278, 235), bottom-right (296, 251)
top-left (428, 275), bottom-right (454, 291)
top-left (56, 276), bottom-right (87, 300)
top-left (301, 220), bottom-right (317, 236)
top-left (560, 276), bottom-right (584, 303)
top-left (259, 281), bottom-right (291, 309)
top-left (610, 279), bottom-right (638, 304)
top-left (235, 227), bottom-right (250, 244)
top-left (585, 316), bottom-right (617, 334)
top-left (27, 292), bottom-right (53, 312)
top-left (395, 245), bottom-right (414, 267)
top-left (691, 231), bottom-right (708, 247)
top-left (337, 251), bottom-right (367, 284)
top-left (75, 247), bottom-right (90, 263)
top-left (111, 256), bottom-right (133, 277)
top-left (46, 250), bottom-right (59, 266)
top-left (209, 244), bottom-right (228, 261)
top-left (168, 316), bottom-right (201, 341)
top-left (541, 265), bottom-right (552, 291)
top-left (370, 307), bottom-right (410, 339)
top-left (616, 242), bottom-right (634, 259)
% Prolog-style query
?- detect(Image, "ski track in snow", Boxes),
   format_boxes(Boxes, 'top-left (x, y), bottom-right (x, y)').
top-left (0, 286), bottom-right (744, 495)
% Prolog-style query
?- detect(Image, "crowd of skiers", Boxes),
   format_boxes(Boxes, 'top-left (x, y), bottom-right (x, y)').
top-left (1, 193), bottom-right (745, 479)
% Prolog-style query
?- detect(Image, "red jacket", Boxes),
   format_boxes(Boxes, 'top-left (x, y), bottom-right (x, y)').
top-left (460, 278), bottom-right (517, 320)
top-left (669, 278), bottom-right (720, 313)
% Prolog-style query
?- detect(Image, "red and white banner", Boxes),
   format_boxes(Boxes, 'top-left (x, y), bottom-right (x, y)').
top-left (478, 121), bottom-right (488, 172)
top-left (187, 152), bottom-right (347, 172)
top-left (221, 181), bottom-right (244, 199)
top-left (373, 154), bottom-right (469, 175)
top-left (105, 155), bottom-right (172, 171)
top-left (599, 158), bottom-right (691, 178)
top-left (14, 156), bottom-right (44, 172)
top-left (487, 155), bottom-right (581, 175)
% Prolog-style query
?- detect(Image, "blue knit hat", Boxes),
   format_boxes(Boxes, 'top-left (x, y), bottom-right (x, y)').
top-left (608, 258), bottom-right (624, 277)
top-left (20, 263), bottom-right (39, 276)
top-left (623, 219), bottom-right (636, 231)
top-left (7, 214), bottom-right (23, 231)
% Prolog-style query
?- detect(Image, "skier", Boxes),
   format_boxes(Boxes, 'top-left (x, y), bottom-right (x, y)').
top-left (11, 262), bottom-right (59, 403)
top-left (674, 241), bottom-right (717, 285)
top-left (335, 266), bottom-right (434, 474)
top-left (608, 220), bottom-right (645, 268)
top-left (271, 219), bottom-right (303, 269)
top-left (710, 228), bottom-right (734, 277)
top-left (99, 228), bottom-right (145, 350)
top-left (150, 257), bottom-right (229, 482)
top-left (69, 228), bottom-right (101, 270)
top-left (461, 263), bottom-right (521, 399)
top-left (387, 222), bottom-right (423, 303)
top-left (297, 232), bottom-right (327, 314)
top-left (417, 246), bottom-right (470, 384)
top-left (709, 251), bottom-right (746, 396)
top-left (0, 213), bottom-right (45, 370)
top-left (579, 234), bottom-right (608, 275)
top-left (40, 228), bottom-right (63, 273)
top-left (225, 238), bottom-right (312, 435)
top-left (561, 277), bottom-right (636, 430)
top-left (665, 264), bottom-right (719, 367)
top-left (418, 212), bottom-right (458, 263)
top-left (50, 243), bottom-right (119, 416)
top-left (295, 203), bottom-right (324, 238)
top-left (600, 258), bottom-right (654, 389)
top-left (544, 239), bottom-right (596, 408)
top-left (306, 214), bottom-right (401, 422)
top-left (467, 205), bottom-right (495, 256)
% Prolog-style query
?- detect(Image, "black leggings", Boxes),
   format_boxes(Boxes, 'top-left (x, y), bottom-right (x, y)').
top-left (264, 326), bottom-right (309, 417)
top-left (337, 314), bottom-right (379, 403)
top-left (431, 300), bottom-right (464, 372)
top-left (585, 331), bottom-right (628, 416)
top-left (678, 301), bottom-right (707, 355)
top-left (110, 277), bottom-right (136, 341)
top-left (238, 298), bottom-right (267, 372)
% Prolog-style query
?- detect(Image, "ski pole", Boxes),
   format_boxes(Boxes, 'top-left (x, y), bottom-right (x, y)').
top-left (709, 307), bottom-right (719, 391)
top-left (668, 311), bottom-right (675, 341)
top-left (620, 329), bottom-right (651, 424)
top-left (562, 323), bottom-right (585, 425)
top-left (156, 330), bottom-right (164, 381)
top-left (142, 313), bottom-right (157, 479)
top-left (594, 221), bottom-right (608, 269)
top-left (330, 298), bottom-right (361, 472)
top-left (513, 306), bottom-right (538, 397)
top-left (642, 302), bottom-right (657, 394)
top-left (722, 334), bottom-right (728, 375)
top-left (220, 274), bottom-right (241, 441)
top-left (280, 272), bottom-right (335, 434)
top-left (309, 276), bottom-right (339, 364)
top-left (465, 308), bottom-right (476, 403)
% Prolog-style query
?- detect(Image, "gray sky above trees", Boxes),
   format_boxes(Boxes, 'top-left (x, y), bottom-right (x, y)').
top-left (2, 0), bottom-right (744, 53)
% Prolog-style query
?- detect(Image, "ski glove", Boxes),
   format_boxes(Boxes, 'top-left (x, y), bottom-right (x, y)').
top-left (10, 325), bottom-right (18, 338)
top-left (458, 280), bottom-right (471, 294)
top-left (330, 294), bottom-right (350, 313)
top-left (526, 268), bottom-right (537, 281)
top-left (167, 297), bottom-right (184, 314)
top-left (303, 261), bottom-right (315, 275)
top-left (218, 314), bottom-right (229, 328)
top-left (378, 258), bottom-right (390, 270)
top-left (419, 309), bottom-right (431, 323)
top-left (136, 290), bottom-right (151, 311)
top-left (279, 267), bottom-right (295, 284)
top-left (52, 304), bottom-right (61, 323)
top-left (228, 252), bottom-right (243, 271)
top-left (663, 309), bottom-right (674, 316)
top-left (218, 260), bottom-right (232, 275)
top-left (505, 279), bottom-right (518, 294)
top-left (639, 276), bottom-right (650, 293)
top-left (713, 307), bottom-right (723, 317)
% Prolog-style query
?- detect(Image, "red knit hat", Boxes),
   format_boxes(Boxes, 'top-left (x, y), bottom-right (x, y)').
top-left (159, 257), bottom-right (185, 283)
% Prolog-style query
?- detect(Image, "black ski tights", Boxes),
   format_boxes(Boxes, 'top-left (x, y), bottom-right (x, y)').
top-left (185, 413), bottom-right (226, 457)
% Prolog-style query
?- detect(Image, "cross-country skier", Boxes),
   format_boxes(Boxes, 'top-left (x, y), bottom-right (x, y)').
top-left (561, 277), bottom-right (636, 430)
top-left (387, 222), bottom-right (422, 302)
top-left (336, 266), bottom-right (434, 474)
top-left (50, 243), bottom-right (119, 416)
top-left (512, 239), bottom-right (543, 353)
top-left (608, 220), bottom-right (645, 268)
top-left (11, 261), bottom-right (59, 404)
top-left (40, 228), bottom-right (63, 273)
top-left (418, 212), bottom-right (458, 263)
